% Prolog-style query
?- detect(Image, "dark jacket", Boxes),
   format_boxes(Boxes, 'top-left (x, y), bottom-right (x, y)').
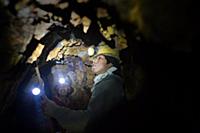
top-left (46, 73), bottom-right (125, 133)
top-left (85, 73), bottom-right (125, 132)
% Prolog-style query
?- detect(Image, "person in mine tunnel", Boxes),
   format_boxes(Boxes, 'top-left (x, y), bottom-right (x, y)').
top-left (41, 43), bottom-right (126, 133)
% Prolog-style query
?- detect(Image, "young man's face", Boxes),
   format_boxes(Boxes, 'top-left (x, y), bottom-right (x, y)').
top-left (92, 55), bottom-right (111, 75)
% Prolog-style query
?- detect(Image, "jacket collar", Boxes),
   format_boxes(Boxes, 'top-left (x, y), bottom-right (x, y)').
top-left (91, 67), bottom-right (117, 92)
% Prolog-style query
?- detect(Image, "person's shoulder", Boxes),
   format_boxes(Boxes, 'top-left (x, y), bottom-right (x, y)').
top-left (94, 74), bottom-right (123, 89)
top-left (106, 74), bottom-right (122, 83)
top-left (97, 74), bottom-right (123, 88)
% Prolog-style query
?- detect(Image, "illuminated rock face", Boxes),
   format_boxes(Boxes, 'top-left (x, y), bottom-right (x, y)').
top-left (44, 40), bottom-right (94, 109)
top-left (0, 0), bottom-right (127, 114)
top-left (50, 55), bottom-right (93, 109)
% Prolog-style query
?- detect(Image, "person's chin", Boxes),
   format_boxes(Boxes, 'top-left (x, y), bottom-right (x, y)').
top-left (92, 69), bottom-right (99, 74)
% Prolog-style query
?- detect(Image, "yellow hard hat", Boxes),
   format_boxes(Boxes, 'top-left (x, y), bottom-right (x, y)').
top-left (88, 42), bottom-right (120, 60)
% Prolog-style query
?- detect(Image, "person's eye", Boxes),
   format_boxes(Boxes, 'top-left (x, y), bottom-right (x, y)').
top-left (97, 56), bottom-right (103, 61)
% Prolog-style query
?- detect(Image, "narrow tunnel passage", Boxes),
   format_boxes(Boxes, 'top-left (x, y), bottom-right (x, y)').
top-left (0, 0), bottom-right (194, 132)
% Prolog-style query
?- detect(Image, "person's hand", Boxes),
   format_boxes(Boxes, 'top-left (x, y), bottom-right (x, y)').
top-left (41, 95), bottom-right (59, 117)
top-left (53, 95), bottom-right (70, 107)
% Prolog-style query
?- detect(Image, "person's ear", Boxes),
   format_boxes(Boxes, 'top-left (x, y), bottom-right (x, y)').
top-left (107, 63), bottom-right (112, 68)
